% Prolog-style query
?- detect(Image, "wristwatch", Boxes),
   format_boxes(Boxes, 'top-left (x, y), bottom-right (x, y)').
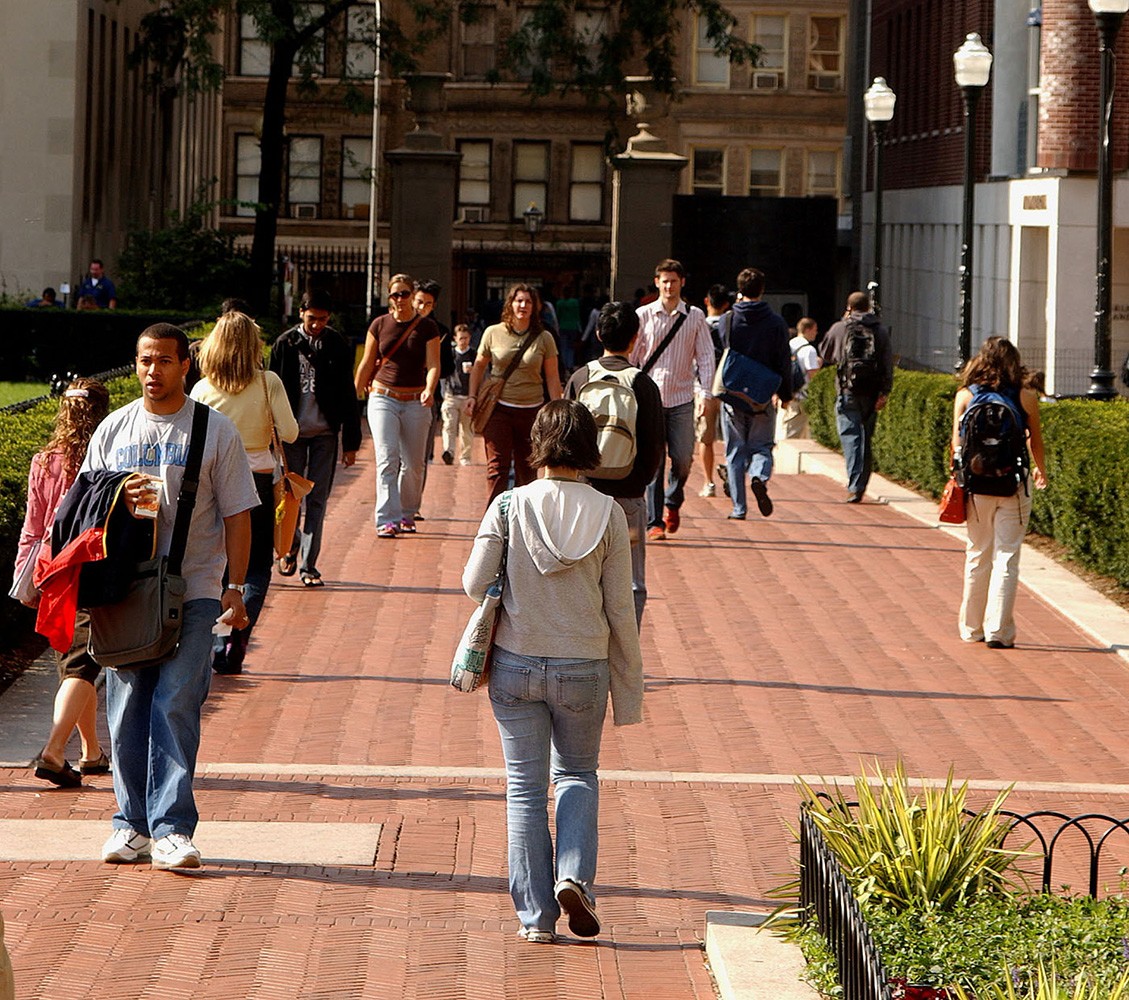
top-left (226, 583), bottom-right (246, 595)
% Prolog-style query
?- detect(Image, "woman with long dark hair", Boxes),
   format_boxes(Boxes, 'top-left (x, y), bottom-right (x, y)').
top-left (14, 377), bottom-right (111, 785)
top-left (467, 283), bottom-right (562, 505)
top-left (462, 400), bottom-right (644, 944)
top-left (951, 336), bottom-right (1047, 649)
top-left (191, 311), bottom-right (299, 670)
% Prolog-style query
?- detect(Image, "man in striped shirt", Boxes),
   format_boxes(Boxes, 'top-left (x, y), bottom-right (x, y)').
top-left (629, 259), bottom-right (717, 541)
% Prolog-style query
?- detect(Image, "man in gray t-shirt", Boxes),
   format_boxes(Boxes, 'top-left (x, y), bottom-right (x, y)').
top-left (83, 324), bottom-right (258, 872)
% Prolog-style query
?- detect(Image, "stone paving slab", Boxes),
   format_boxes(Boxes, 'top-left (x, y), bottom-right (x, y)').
top-left (3, 434), bottom-right (1128, 998)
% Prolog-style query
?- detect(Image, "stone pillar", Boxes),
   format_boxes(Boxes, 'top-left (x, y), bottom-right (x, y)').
top-left (386, 73), bottom-right (460, 310)
top-left (610, 79), bottom-right (688, 302)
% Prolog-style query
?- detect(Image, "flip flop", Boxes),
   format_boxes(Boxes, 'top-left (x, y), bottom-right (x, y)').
top-left (79, 752), bottom-right (111, 775)
top-left (278, 554), bottom-right (297, 576)
top-left (32, 755), bottom-right (82, 788)
top-left (300, 572), bottom-right (324, 588)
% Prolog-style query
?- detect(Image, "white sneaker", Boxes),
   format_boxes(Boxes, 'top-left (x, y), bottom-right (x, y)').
top-left (151, 833), bottom-right (202, 870)
top-left (102, 828), bottom-right (151, 864)
top-left (699, 482), bottom-right (716, 498)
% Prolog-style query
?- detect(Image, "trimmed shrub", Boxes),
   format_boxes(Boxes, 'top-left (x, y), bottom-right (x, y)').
top-left (807, 368), bottom-right (1129, 588)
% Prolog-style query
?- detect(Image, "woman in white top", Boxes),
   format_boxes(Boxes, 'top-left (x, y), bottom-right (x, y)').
top-left (191, 311), bottom-right (298, 672)
top-left (463, 400), bottom-right (644, 944)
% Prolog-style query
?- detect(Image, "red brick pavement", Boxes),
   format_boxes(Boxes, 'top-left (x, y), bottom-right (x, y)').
top-left (2, 446), bottom-right (1128, 998)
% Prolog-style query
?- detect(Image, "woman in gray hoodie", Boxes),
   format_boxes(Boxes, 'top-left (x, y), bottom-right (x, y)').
top-left (463, 400), bottom-right (645, 945)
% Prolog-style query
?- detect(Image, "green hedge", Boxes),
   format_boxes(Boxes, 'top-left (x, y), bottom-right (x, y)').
top-left (807, 367), bottom-right (1129, 588)
top-left (0, 376), bottom-right (140, 649)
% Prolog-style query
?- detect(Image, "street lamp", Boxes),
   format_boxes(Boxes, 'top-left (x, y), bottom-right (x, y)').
top-left (953, 32), bottom-right (993, 367)
top-left (364, 0), bottom-right (383, 319)
top-left (1087, 0), bottom-right (1129, 399)
top-left (863, 77), bottom-right (896, 315)
top-left (523, 202), bottom-right (544, 252)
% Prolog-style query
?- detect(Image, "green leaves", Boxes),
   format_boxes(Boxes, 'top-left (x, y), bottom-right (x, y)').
top-left (798, 761), bottom-right (1027, 915)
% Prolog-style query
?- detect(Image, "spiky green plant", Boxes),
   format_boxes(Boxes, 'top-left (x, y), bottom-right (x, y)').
top-left (955, 963), bottom-right (1129, 1000)
top-left (797, 760), bottom-right (1030, 913)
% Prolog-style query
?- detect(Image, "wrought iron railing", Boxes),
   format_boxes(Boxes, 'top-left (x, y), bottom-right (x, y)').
top-left (800, 807), bottom-right (894, 1000)
top-left (799, 802), bottom-right (1129, 1000)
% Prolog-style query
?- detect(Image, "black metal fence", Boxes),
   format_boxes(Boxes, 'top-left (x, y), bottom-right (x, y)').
top-left (799, 802), bottom-right (1129, 1000)
top-left (274, 243), bottom-right (385, 337)
top-left (0, 364), bottom-right (134, 416)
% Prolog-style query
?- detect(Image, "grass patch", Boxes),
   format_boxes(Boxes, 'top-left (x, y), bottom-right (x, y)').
top-left (0, 382), bottom-right (49, 406)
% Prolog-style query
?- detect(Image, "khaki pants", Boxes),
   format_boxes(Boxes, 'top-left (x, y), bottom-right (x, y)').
top-left (776, 398), bottom-right (809, 439)
top-left (440, 394), bottom-right (474, 464)
top-left (959, 490), bottom-right (1031, 646)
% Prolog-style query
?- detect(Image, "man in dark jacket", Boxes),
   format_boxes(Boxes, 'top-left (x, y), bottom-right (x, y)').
top-left (818, 290), bottom-right (894, 502)
top-left (719, 267), bottom-right (792, 520)
top-left (269, 290), bottom-right (361, 584)
top-left (566, 301), bottom-right (663, 625)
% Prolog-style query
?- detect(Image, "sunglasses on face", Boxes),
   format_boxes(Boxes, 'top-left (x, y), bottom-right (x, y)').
top-left (390, 290), bottom-right (413, 300)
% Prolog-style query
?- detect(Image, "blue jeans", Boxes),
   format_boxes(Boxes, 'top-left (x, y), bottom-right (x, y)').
top-left (489, 647), bottom-right (610, 932)
top-left (723, 403), bottom-right (776, 517)
top-left (835, 394), bottom-right (878, 496)
top-left (105, 599), bottom-right (217, 840)
top-left (282, 434), bottom-right (338, 575)
top-left (367, 393), bottom-right (433, 526)
top-left (647, 401), bottom-right (694, 527)
top-left (614, 496), bottom-right (647, 626)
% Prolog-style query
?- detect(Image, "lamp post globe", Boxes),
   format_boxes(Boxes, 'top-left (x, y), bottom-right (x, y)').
top-left (954, 34), bottom-right (992, 368)
top-left (523, 202), bottom-right (543, 252)
top-left (863, 78), bottom-right (896, 314)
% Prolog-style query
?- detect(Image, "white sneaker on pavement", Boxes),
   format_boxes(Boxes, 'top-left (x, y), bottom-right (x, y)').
top-left (698, 482), bottom-right (716, 498)
top-left (151, 833), bottom-right (202, 870)
top-left (101, 828), bottom-right (151, 864)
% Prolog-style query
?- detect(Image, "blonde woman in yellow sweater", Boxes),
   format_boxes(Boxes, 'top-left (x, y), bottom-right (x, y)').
top-left (191, 312), bottom-right (298, 672)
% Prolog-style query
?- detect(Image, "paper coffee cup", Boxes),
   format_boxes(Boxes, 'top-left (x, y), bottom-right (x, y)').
top-left (135, 477), bottom-right (163, 518)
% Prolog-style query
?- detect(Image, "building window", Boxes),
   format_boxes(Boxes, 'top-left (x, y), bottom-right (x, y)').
top-left (694, 14), bottom-right (730, 86)
top-left (239, 14), bottom-right (270, 76)
top-left (290, 3), bottom-right (325, 77)
top-left (513, 141), bottom-right (548, 220)
top-left (460, 5), bottom-right (496, 79)
top-left (751, 14), bottom-right (787, 90)
top-left (344, 5), bottom-right (375, 79)
top-left (692, 148), bottom-right (726, 195)
top-left (808, 16), bottom-right (843, 91)
top-left (574, 9), bottom-right (608, 72)
top-left (288, 136), bottom-right (322, 216)
top-left (748, 148), bottom-right (783, 196)
top-left (514, 7), bottom-right (549, 82)
top-left (235, 134), bottom-right (261, 217)
top-left (341, 137), bottom-right (372, 219)
top-left (458, 140), bottom-right (492, 220)
top-left (806, 149), bottom-right (840, 199)
top-left (570, 144), bottom-right (603, 221)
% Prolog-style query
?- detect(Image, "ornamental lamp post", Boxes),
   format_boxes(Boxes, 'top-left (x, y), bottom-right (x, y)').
top-left (953, 32), bottom-right (993, 367)
top-left (863, 77), bottom-right (897, 315)
top-left (1087, 0), bottom-right (1129, 399)
top-left (523, 202), bottom-right (544, 252)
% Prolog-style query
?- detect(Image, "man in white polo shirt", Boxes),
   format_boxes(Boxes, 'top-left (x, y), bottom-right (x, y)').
top-left (629, 259), bottom-right (716, 541)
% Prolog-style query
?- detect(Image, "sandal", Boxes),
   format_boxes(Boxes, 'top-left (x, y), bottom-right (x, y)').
top-left (277, 554), bottom-right (297, 576)
top-left (79, 751), bottom-right (111, 775)
top-left (32, 754), bottom-right (82, 788)
top-left (300, 572), bottom-right (324, 588)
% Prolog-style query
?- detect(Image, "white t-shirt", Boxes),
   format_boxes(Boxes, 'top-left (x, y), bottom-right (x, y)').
top-left (81, 397), bottom-right (260, 601)
top-left (790, 334), bottom-right (820, 400)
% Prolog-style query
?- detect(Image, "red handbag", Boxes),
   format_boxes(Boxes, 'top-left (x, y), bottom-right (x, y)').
top-left (938, 477), bottom-right (966, 524)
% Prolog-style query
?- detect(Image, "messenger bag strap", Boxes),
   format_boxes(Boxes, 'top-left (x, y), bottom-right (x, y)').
top-left (641, 310), bottom-right (688, 375)
top-left (375, 314), bottom-right (424, 374)
top-left (167, 401), bottom-right (210, 576)
top-left (498, 327), bottom-right (540, 384)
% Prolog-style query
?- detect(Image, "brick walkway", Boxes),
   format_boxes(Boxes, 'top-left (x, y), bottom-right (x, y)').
top-left (2, 442), bottom-right (1128, 998)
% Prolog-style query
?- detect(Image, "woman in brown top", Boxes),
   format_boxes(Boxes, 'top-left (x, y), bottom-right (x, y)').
top-left (467, 283), bottom-right (562, 505)
top-left (355, 273), bottom-right (442, 538)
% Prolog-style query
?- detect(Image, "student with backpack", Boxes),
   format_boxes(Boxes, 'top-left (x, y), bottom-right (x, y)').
top-left (951, 336), bottom-right (1047, 649)
top-left (818, 291), bottom-right (894, 502)
top-left (566, 301), bottom-right (663, 625)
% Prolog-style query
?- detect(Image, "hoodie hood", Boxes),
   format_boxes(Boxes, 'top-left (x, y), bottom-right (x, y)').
top-left (851, 310), bottom-right (881, 328)
top-left (735, 299), bottom-right (774, 322)
top-left (511, 479), bottom-right (614, 575)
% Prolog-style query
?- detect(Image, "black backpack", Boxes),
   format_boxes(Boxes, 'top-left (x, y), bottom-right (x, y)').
top-left (957, 387), bottom-right (1028, 497)
top-left (837, 316), bottom-right (881, 396)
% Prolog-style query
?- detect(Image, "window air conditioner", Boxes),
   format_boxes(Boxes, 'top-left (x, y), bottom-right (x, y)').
top-left (291, 203), bottom-right (318, 219)
top-left (460, 206), bottom-right (489, 223)
top-left (812, 74), bottom-right (839, 91)
top-left (753, 72), bottom-right (780, 90)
